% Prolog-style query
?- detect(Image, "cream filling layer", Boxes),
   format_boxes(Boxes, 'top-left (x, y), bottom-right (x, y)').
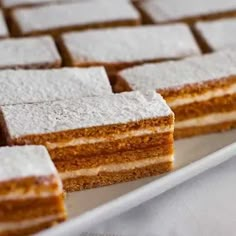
top-left (168, 84), bottom-right (236, 107)
top-left (60, 154), bottom-right (174, 180)
top-left (175, 111), bottom-right (236, 129)
top-left (46, 126), bottom-right (174, 150)
top-left (0, 213), bottom-right (65, 232)
top-left (0, 188), bottom-right (63, 201)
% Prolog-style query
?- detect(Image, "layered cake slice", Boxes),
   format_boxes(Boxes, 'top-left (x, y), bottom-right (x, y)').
top-left (0, 145), bottom-right (66, 236)
top-left (0, 67), bottom-right (112, 106)
top-left (0, 91), bottom-right (174, 191)
top-left (194, 18), bottom-right (236, 52)
top-left (10, 0), bottom-right (140, 36)
top-left (0, 10), bottom-right (8, 38)
top-left (137, 0), bottom-right (236, 25)
top-left (0, 36), bottom-right (61, 69)
top-left (116, 49), bottom-right (236, 138)
top-left (59, 24), bottom-right (200, 82)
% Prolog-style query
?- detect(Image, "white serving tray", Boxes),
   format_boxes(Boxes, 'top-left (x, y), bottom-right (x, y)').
top-left (39, 130), bottom-right (236, 236)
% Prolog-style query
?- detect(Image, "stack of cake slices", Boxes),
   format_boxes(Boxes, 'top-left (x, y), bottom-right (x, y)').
top-left (116, 49), bottom-right (236, 138)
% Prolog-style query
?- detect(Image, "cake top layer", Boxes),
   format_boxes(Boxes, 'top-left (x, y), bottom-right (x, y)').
top-left (1, 91), bottom-right (173, 138)
top-left (119, 49), bottom-right (236, 91)
top-left (0, 10), bottom-right (8, 37)
top-left (0, 36), bottom-right (60, 68)
top-left (0, 67), bottom-right (112, 106)
top-left (0, 145), bottom-right (58, 182)
top-left (139, 0), bottom-right (236, 23)
top-left (12, 0), bottom-right (140, 34)
top-left (195, 18), bottom-right (236, 51)
top-left (62, 24), bottom-right (200, 63)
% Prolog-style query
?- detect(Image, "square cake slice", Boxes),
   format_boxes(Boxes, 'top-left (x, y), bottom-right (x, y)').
top-left (59, 24), bottom-right (200, 81)
top-left (0, 91), bottom-right (174, 191)
top-left (194, 18), bottom-right (236, 52)
top-left (116, 49), bottom-right (236, 139)
top-left (0, 10), bottom-right (8, 38)
top-left (0, 145), bottom-right (66, 236)
top-left (10, 0), bottom-right (141, 36)
top-left (137, 0), bottom-right (236, 25)
top-left (0, 36), bottom-right (61, 69)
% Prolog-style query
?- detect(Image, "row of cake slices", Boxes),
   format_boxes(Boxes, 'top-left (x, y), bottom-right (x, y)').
top-left (0, 17), bottom-right (236, 82)
top-left (0, 0), bottom-right (235, 37)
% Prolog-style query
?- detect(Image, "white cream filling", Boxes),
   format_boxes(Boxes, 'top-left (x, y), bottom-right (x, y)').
top-left (60, 154), bottom-right (174, 179)
top-left (46, 126), bottom-right (174, 150)
top-left (175, 111), bottom-right (236, 129)
top-left (0, 188), bottom-right (63, 201)
top-left (168, 84), bottom-right (236, 107)
top-left (0, 213), bottom-right (64, 232)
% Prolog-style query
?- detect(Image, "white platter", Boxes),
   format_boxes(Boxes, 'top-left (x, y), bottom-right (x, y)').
top-left (39, 130), bottom-right (236, 236)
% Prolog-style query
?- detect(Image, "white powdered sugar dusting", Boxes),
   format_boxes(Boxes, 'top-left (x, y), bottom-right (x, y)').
top-left (1, 91), bottom-right (173, 138)
top-left (0, 67), bottom-right (112, 106)
top-left (139, 0), bottom-right (236, 23)
top-left (12, 0), bottom-right (140, 34)
top-left (195, 18), bottom-right (236, 51)
top-left (0, 10), bottom-right (8, 37)
top-left (0, 146), bottom-right (57, 182)
top-left (62, 24), bottom-right (200, 63)
top-left (119, 49), bottom-right (236, 90)
top-left (0, 36), bottom-right (60, 68)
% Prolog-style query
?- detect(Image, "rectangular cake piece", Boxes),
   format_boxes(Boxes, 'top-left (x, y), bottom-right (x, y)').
top-left (0, 36), bottom-right (61, 69)
top-left (0, 91), bottom-right (174, 191)
top-left (10, 0), bottom-right (141, 36)
top-left (0, 10), bottom-right (8, 38)
top-left (194, 18), bottom-right (236, 52)
top-left (0, 145), bottom-right (66, 236)
top-left (0, 67), bottom-right (112, 106)
top-left (116, 49), bottom-right (236, 139)
top-left (137, 0), bottom-right (236, 25)
top-left (59, 24), bottom-right (200, 81)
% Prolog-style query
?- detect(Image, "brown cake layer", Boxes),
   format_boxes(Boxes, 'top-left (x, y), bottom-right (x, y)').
top-left (48, 132), bottom-right (173, 161)
top-left (55, 145), bottom-right (174, 171)
top-left (175, 120), bottom-right (236, 139)
top-left (0, 176), bottom-right (60, 196)
top-left (7, 116), bottom-right (173, 146)
top-left (0, 216), bottom-right (65, 236)
top-left (63, 161), bottom-right (173, 191)
top-left (10, 17), bottom-right (140, 37)
top-left (0, 195), bottom-right (65, 221)
top-left (173, 94), bottom-right (236, 121)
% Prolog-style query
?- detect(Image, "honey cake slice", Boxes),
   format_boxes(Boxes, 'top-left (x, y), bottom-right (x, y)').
top-left (0, 36), bottom-right (61, 69)
top-left (0, 91), bottom-right (174, 191)
top-left (0, 10), bottom-right (8, 38)
top-left (59, 24), bottom-right (200, 81)
top-left (0, 67), bottom-right (112, 106)
top-left (137, 0), bottom-right (236, 25)
top-left (116, 49), bottom-right (236, 139)
top-left (10, 0), bottom-right (141, 37)
top-left (194, 18), bottom-right (236, 52)
top-left (0, 145), bottom-right (66, 236)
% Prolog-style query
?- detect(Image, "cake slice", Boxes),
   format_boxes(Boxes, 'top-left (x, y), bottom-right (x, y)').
top-left (0, 67), bottom-right (112, 106)
top-left (137, 0), bottom-right (236, 25)
top-left (116, 49), bottom-right (236, 139)
top-left (0, 10), bottom-right (8, 38)
top-left (10, 0), bottom-right (140, 36)
top-left (194, 18), bottom-right (236, 52)
top-left (0, 36), bottom-right (61, 69)
top-left (0, 145), bottom-right (66, 236)
top-left (59, 24), bottom-right (200, 82)
top-left (0, 91), bottom-right (174, 191)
